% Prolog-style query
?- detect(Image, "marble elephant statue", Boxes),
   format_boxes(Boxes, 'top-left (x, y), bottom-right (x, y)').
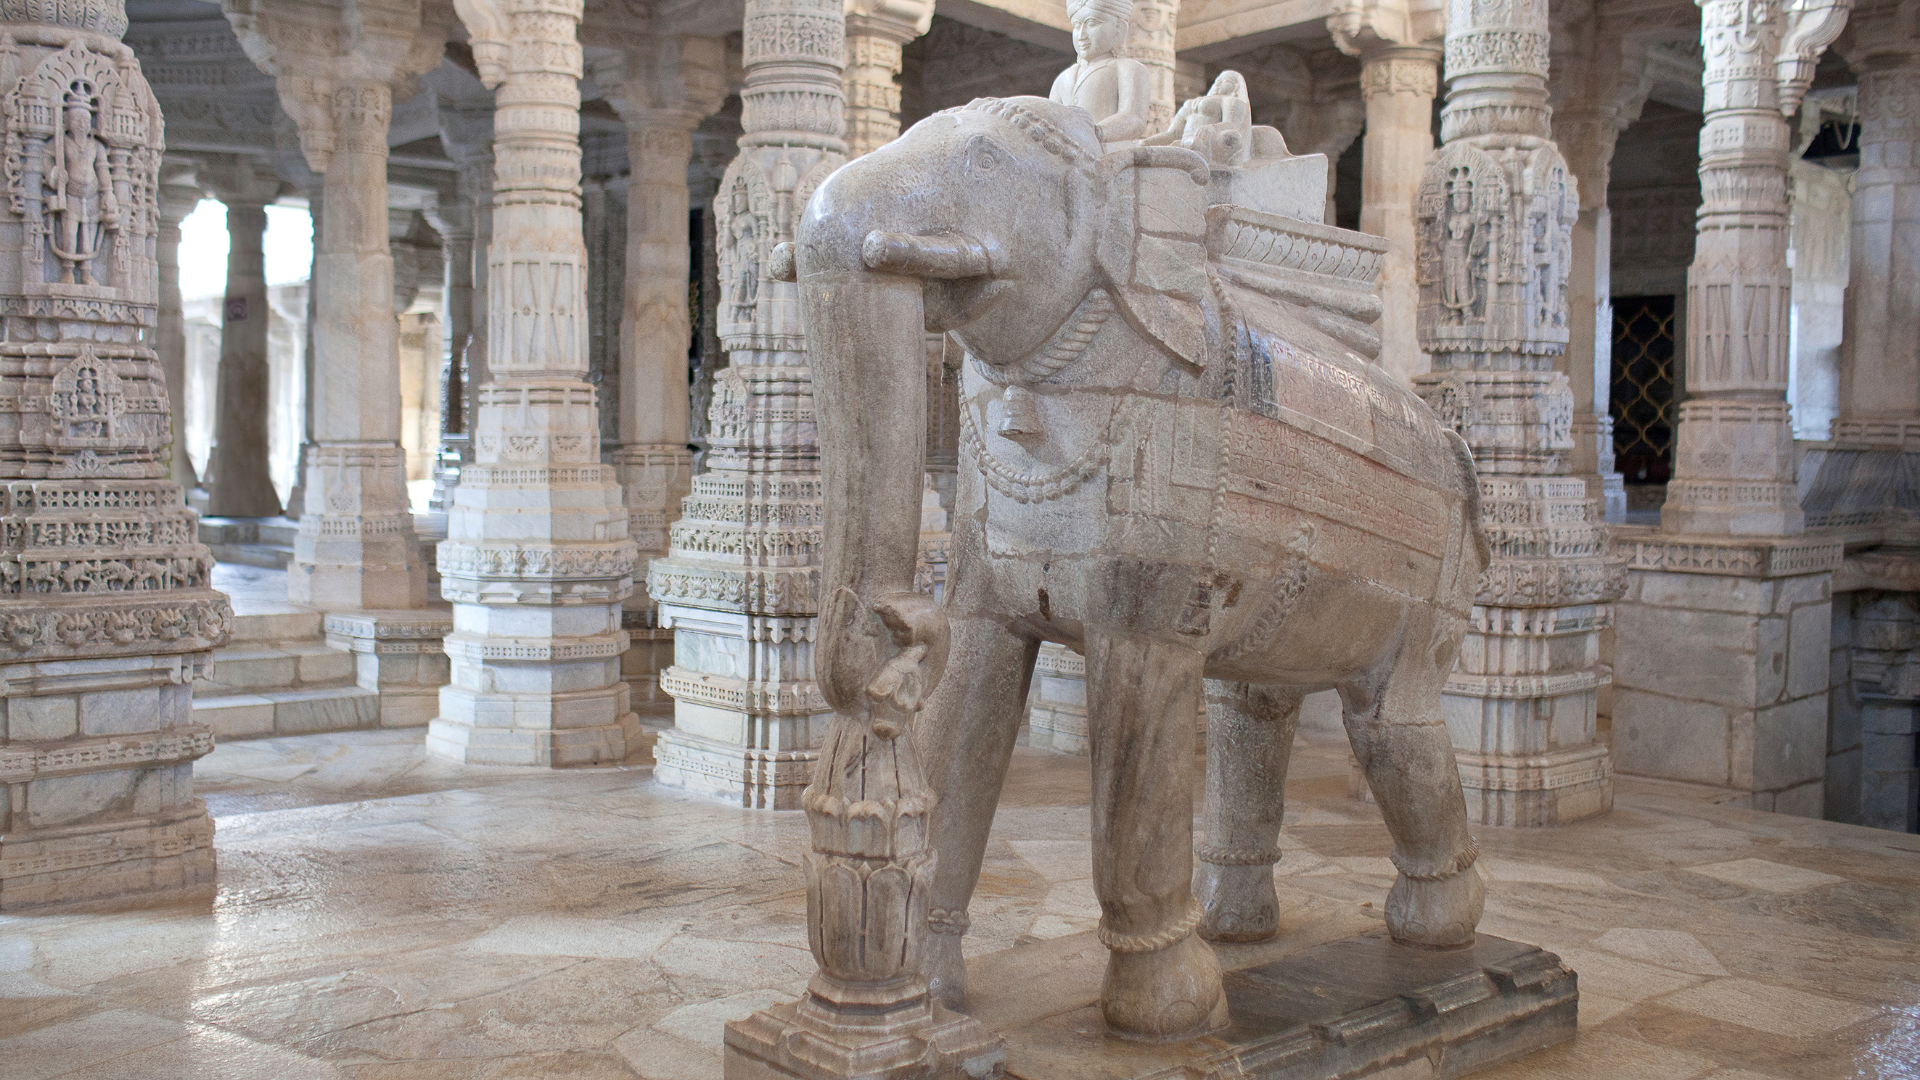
top-left (790, 96), bottom-right (1491, 1043)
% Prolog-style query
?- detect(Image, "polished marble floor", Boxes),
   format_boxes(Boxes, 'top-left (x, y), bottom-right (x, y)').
top-left (2, 725), bottom-right (1917, 1079)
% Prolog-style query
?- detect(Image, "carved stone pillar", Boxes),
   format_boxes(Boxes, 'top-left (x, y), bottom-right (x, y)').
top-left (201, 160), bottom-right (284, 518)
top-left (1411, 0), bottom-right (1622, 825)
top-left (429, 195), bottom-right (473, 513)
top-left (1837, 0), bottom-right (1920, 445)
top-left (647, 0), bottom-right (848, 808)
top-left (426, 0), bottom-right (641, 767)
top-left (432, 88), bottom-right (496, 511)
top-left (1659, 0), bottom-right (1850, 535)
top-left (0, 0), bottom-right (231, 910)
top-left (157, 168), bottom-right (200, 494)
top-left (1551, 22), bottom-right (1649, 526)
top-left (1330, 1), bottom-right (1443, 385)
top-left (843, 0), bottom-right (933, 155)
top-left (594, 37), bottom-right (727, 706)
top-left (1610, 0), bottom-right (1850, 817)
top-left (1129, 0), bottom-right (1179, 131)
top-left (224, 0), bottom-right (451, 609)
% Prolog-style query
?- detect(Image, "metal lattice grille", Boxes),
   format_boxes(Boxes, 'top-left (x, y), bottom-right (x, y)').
top-left (1611, 295), bottom-right (1677, 484)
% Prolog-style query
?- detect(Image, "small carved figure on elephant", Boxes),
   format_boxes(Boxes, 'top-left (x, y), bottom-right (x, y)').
top-left (793, 96), bottom-right (1489, 1044)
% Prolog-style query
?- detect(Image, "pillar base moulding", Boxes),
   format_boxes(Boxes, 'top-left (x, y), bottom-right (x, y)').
top-left (323, 609), bottom-right (453, 729)
top-left (290, 443), bottom-right (429, 610)
top-left (1610, 527), bottom-right (1843, 816)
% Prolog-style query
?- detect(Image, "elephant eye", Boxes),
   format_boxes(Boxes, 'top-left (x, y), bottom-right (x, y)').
top-left (966, 135), bottom-right (1001, 176)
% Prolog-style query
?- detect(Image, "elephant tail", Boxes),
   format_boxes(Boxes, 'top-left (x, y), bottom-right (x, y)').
top-left (1449, 431), bottom-right (1491, 578)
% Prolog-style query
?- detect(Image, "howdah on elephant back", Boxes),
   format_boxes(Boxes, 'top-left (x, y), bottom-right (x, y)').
top-left (791, 95), bottom-right (1490, 1044)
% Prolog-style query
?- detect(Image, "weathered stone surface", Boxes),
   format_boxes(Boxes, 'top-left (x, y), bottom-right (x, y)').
top-left (0, 0), bottom-right (229, 911)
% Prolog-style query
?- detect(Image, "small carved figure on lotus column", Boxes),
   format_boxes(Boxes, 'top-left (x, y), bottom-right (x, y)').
top-left (1049, 0), bottom-right (1152, 150)
top-left (1439, 168), bottom-right (1484, 323)
top-left (45, 81), bottom-right (120, 285)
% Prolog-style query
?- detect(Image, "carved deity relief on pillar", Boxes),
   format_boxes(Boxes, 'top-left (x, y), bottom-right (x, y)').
top-left (1658, 0), bottom-right (1851, 536)
top-left (425, 0), bottom-right (641, 767)
top-left (1411, 0), bottom-right (1623, 825)
top-left (0, 0), bottom-right (232, 910)
top-left (648, 0), bottom-right (849, 809)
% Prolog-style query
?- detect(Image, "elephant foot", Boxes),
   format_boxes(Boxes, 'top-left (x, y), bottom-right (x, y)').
top-left (1100, 911), bottom-right (1226, 1042)
top-left (1195, 859), bottom-right (1279, 943)
top-left (1386, 865), bottom-right (1484, 949)
top-left (922, 909), bottom-right (968, 1010)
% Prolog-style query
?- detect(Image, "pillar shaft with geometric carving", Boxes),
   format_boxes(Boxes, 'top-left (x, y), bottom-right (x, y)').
top-left (426, 0), bottom-right (641, 767)
top-left (844, 0), bottom-right (933, 156)
top-left (648, 0), bottom-right (848, 809)
top-left (1660, 0), bottom-right (1850, 535)
top-left (224, 0), bottom-right (449, 609)
top-left (596, 36), bottom-right (727, 704)
top-left (0, 0), bottom-right (231, 910)
top-left (1412, 0), bottom-right (1622, 825)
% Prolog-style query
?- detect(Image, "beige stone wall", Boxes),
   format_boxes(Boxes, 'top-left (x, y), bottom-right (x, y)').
top-left (1613, 566), bottom-right (1833, 816)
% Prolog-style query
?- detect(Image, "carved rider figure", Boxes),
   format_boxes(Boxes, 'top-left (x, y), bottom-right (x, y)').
top-left (45, 81), bottom-right (118, 285)
top-left (1440, 169), bottom-right (1480, 321)
top-left (1143, 69), bottom-right (1254, 165)
top-left (1049, 0), bottom-right (1152, 151)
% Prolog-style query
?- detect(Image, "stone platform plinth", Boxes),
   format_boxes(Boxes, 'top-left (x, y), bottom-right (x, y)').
top-left (968, 927), bottom-right (1574, 1080)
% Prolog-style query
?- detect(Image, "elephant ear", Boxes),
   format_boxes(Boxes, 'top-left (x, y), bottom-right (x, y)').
top-left (1096, 146), bottom-right (1214, 370)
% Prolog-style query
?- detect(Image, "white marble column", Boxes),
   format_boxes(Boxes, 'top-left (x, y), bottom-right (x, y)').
top-left (201, 160), bottom-right (284, 518)
top-left (157, 168), bottom-right (201, 495)
top-left (429, 196), bottom-right (474, 512)
top-left (0, 0), bottom-right (230, 910)
top-left (225, 0), bottom-right (451, 610)
top-left (427, 0), bottom-right (641, 767)
top-left (1330, 0), bottom-right (1444, 385)
top-left (1838, 2), bottom-right (1920, 443)
top-left (844, 0), bottom-right (933, 156)
top-left (1660, 0), bottom-right (1849, 535)
top-left (1610, 0), bottom-right (1851, 816)
top-left (648, 0), bottom-right (849, 809)
top-left (1129, 0), bottom-right (1180, 131)
top-left (595, 37), bottom-right (728, 705)
top-left (432, 91), bottom-right (497, 511)
top-left (1411, 0), bottom-right (1621, 825)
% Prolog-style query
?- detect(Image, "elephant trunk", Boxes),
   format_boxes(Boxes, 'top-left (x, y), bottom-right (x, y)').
top-left (803, 264), bottom-right (948, 724)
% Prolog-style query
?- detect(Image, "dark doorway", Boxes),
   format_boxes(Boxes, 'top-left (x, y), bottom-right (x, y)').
top-left (1611, 295), bottom-right (1678, 486)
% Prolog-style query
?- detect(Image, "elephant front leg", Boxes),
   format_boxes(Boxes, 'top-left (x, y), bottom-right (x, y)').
top-left (1197, 681), bottom-right (1302, 943)
top-left (1085, 630), bottom-right (1224, 1042)
top-left (917, 613), bottom-right (1040, 1010)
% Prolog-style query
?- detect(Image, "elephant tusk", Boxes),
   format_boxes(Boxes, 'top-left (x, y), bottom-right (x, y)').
top-left (861, 230), bottom-right (993, 279)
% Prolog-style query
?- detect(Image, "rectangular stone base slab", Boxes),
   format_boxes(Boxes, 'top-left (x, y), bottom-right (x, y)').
top-left (972, 927), bottom-right (1574, 1080)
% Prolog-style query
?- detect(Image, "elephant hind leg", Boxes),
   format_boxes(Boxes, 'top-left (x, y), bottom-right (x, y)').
top-left (1338, 606), bottom-right (1483, 948)
top-left (1197, 680), bottom-right (1303, 943)
top-left (1085, 629), bottom-right (1224, 1042)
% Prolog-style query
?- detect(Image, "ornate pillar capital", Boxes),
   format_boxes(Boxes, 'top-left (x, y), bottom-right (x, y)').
top-left (592, 34), bottom-right (730, 135)
top-left (1328, 0), bottom-right (1445, 60)
top-left (222, 0), bottom-right (456, 174)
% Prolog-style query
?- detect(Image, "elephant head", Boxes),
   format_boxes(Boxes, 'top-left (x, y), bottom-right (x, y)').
top-left (793, 96), bottom-right (1216, 729)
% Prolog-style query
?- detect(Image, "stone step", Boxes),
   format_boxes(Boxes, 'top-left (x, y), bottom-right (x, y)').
top-left (256, 520), bottom-right (301, 547)
top-left (206, 542), bottom-right (293, 570)
top-left (192, 685), bottom-right (382, 739)
top-left (196, 641), bottom-right (357, 693)
top-left (228, 608), bottom-right (325, 646)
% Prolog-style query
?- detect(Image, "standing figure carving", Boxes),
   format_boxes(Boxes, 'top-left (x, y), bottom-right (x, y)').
top-left (1438, 168), bottom-right (1481, 321)
top-left (46, 82), bottom-right (118, 284)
